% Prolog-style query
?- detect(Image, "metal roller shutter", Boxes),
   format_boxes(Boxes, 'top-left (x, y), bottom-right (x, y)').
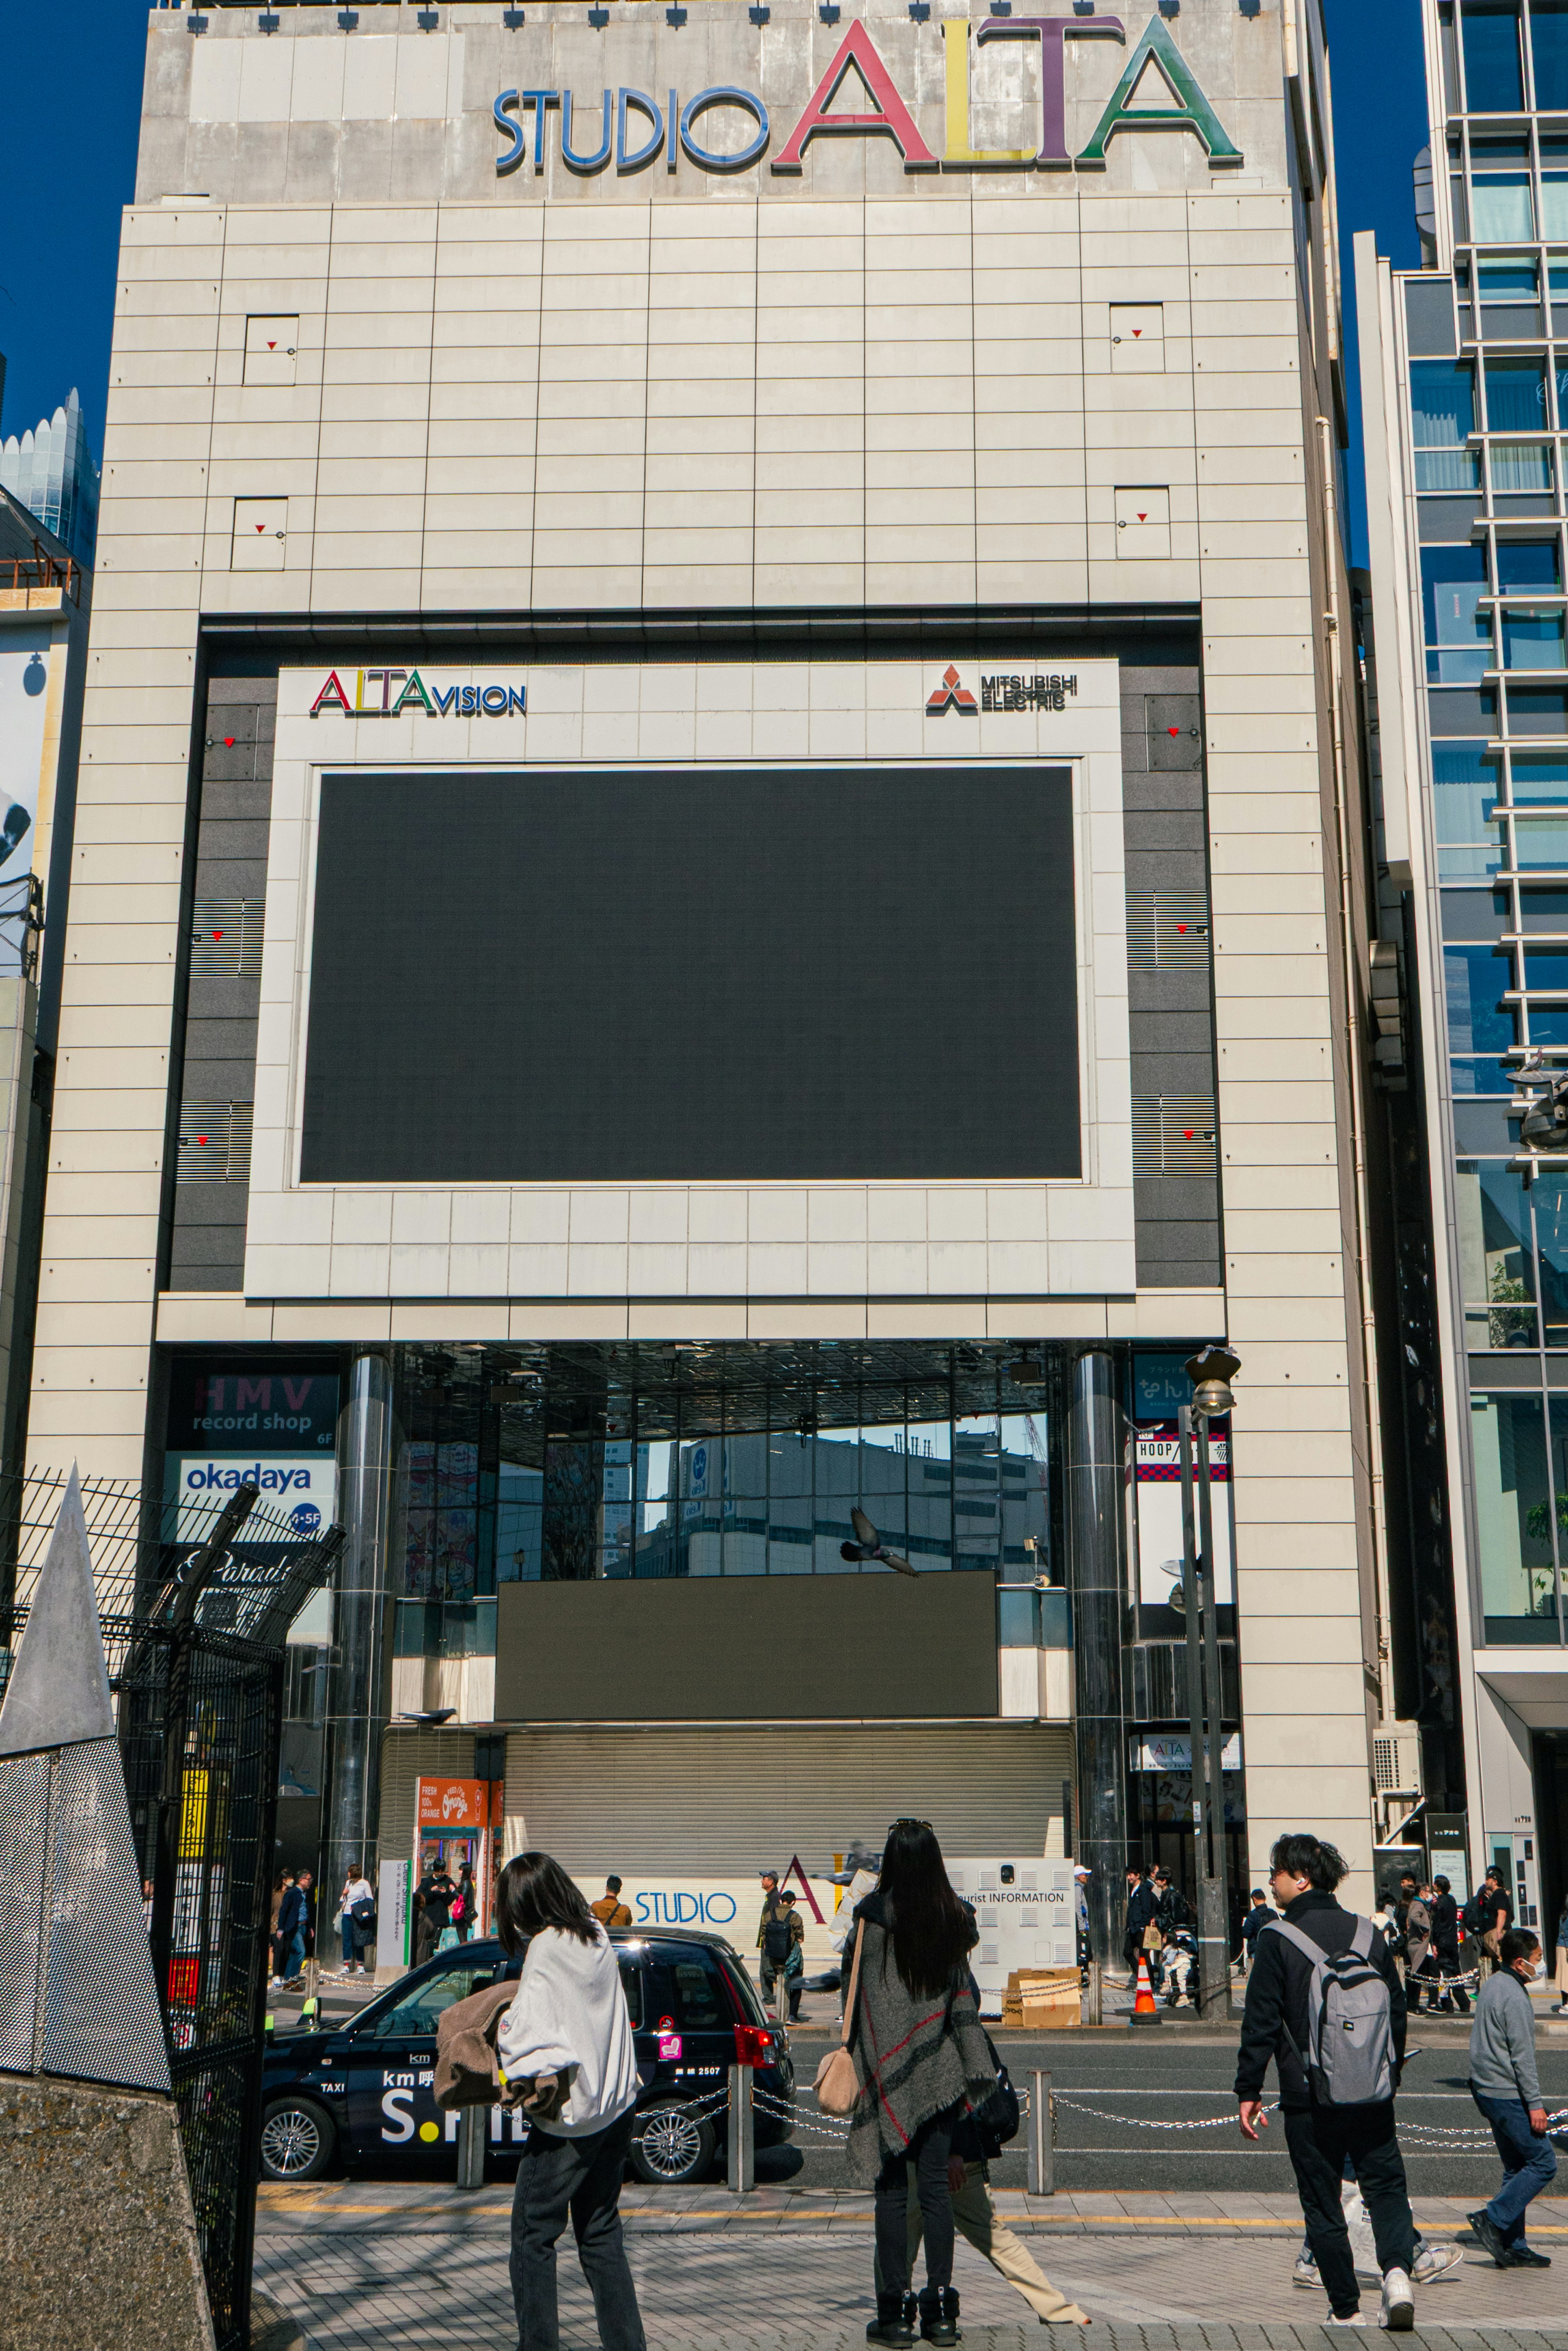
top-left (501, 1723), bottom-right (1075, 1875)
top-left (379, 1725), bottom-right (477, 1878)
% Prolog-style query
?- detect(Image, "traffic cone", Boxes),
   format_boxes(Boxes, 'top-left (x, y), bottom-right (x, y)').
top-left (1134, 1952), bottom-right (1158, 2015)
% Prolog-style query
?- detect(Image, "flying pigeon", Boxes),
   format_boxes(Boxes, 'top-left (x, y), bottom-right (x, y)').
top-left (841, 1505), bottom-right (918, 1578)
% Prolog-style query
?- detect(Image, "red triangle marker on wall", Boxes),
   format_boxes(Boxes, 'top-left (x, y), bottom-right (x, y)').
top-left (1183, 1131), bottom-right (1194, 1141)
top-left (223, 737), bottom-right (234, 747)
top-left (267, 341), bottom-right (277, 350)
top-left (1176, 923), bottom-right (1188, 933)
top-left (212, 930), bottom-right (223, 941)
top-left (255, 523), bottom-right (265, 532)
top-left (1132, 327), bottom-right (1142, 336)
top-left (1168, 726), bottom-right (1180, 735)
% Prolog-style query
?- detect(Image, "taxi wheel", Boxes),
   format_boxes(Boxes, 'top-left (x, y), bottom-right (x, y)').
top-left (629, 2096), bottom-right (717, 2186)
top-left (260, 2096), bottom-right (336, 2181)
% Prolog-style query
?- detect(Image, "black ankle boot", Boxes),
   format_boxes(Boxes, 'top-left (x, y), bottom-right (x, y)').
top-left (920, 2285), bottom-right (961, 2346)
top-left (866, 2292), bottom-right (917, 2347)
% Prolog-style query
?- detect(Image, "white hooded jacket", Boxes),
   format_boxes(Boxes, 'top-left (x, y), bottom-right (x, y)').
top-left (497, 1921), bottom-right (640, 2139)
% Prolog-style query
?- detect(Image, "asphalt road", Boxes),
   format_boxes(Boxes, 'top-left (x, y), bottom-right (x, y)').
top-left (764, 2026), bottom-right (1568, 2197)
top-left (266, 1977), bottom-right (1568, 2200)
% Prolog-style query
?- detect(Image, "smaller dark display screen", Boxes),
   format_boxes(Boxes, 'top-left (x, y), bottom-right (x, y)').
top-left (301, 766), bottom-right (1080, 1185)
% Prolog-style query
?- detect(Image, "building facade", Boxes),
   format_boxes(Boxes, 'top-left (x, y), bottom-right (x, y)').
top-left (1358, 0), bottom-right (1568, 1937)
top-left (35, 0), bottom-right (1389, 1949)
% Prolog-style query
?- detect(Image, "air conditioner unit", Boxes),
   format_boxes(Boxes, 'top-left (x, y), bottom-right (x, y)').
top-left (1373, 1729), bottom-right (1423, 1798)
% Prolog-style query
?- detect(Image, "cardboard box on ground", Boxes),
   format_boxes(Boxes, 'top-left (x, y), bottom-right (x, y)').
top-left (1001, 1967), bottom-right (1081, 2030)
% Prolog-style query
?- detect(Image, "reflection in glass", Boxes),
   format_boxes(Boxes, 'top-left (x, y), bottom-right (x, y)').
top-left (1504, 609), bottom-right (1568, 667)
top-left (1536, 1177), bottom-right (1568, 1341)
top-left (1455, 1160), bottom-right (1536, 1345)
top-left (1534, 0), bottom-right (1568, 107)
top-left (1486, 357), bottom-right (1548, 433)
top-left (1472, 1391), bottom-right (1559, 1634)
top-left (1446, 941), bottom-right (1517, 1050)
top-left (1510, 755), bottom-right (1568, 799)
top-left (1497, 538), bottom-right (1563, 590)
top-left (1461, 0), bottom-right (1525, 110)
top-left (1519, 882), bottom-right (1568, 923)
top-left (1410, 361), bottom-right (1479, 490)
top-left (1423, 545), bottom-right (1492, 684)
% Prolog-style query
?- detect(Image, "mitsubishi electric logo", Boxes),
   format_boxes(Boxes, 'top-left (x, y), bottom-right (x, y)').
top-left (926, 666), bottom-right (1081, 714)
top-left (927, 665), bottom-right (978, 715)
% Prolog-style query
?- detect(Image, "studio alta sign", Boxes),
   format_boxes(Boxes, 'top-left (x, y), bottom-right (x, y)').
top-left (494, 16), bottom-right (1242, 178)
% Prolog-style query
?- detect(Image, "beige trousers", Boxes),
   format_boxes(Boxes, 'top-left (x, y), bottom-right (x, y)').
top-left (875, 2162), bottom-right (1089, 2324)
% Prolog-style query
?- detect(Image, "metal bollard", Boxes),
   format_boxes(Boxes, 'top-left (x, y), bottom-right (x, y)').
top-left (456, 2100), bottom-right (486, 2191)
top-left (727, 2064), bottom-right (755, 2195)
top-left (1083, 1961), bottom-right (1102, 2028)
top-left (1027, 2069), bottom-right (1054, 2196)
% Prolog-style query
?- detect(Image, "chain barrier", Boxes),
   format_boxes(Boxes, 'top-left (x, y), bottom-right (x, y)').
top-left (742, 2084), bottom-right (1568, 2146)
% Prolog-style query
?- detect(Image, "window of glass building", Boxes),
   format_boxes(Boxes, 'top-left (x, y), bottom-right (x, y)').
top-left (1514, 809), bottom-right (1568, 864)
top-left (1472, 151), bottom-right (1536, 240)
top-left (1471, 1391), bottom-right (1562, 1639)
top-left (1434, 743), bottom-right (1504, 877)
top-left (1411, 361), bottom-right (1480, 492)
top-left (1457, 1159), bottom-right (1537, 1346)
top-left (1503, 605), bottom-right (1568, 663)
top-left (1534, 1173), bottom-right (1568, 1338)
top-left (1424, 544), bottom-right (1493, 681)
top-left (1485, 355), bottom-right (1549, 432)
top-left (1532, 0), bottom-right (1568, 107)
top-left (1447, 938), bottom-right (1518, 1050)
top-left (1519, 878), bottom-right (1568, 919)
top-left (1497, 535), bottom-right (1564, 588)
top-left (1462, 0), bottom-right (1527, 111)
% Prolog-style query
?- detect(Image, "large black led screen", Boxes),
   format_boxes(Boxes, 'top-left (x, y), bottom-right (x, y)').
top-left (301, 766), bottom-right (1080, 1184)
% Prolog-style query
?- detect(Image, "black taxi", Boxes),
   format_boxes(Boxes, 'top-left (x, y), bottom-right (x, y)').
top-left (259, 1926), bottom-right (795, 2186)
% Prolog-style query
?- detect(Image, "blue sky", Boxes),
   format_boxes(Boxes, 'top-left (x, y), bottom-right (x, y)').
top-left (0, 0), bottom-right (1428, 563)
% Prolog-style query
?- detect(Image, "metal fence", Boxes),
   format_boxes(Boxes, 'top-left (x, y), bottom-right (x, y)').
top-left (0, 1468), bottom-right (343, 2351)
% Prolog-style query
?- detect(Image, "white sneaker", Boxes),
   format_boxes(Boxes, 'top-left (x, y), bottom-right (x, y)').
top-left (1327, 2313), bottom-right (1366, 2327)
top-left (1412, 2244), bottom-right (1464, 2285)
top-left (1293, 2256), bottom-right (1321, 2289)
top-left (1379, 2269), bottom-right (1415, 2330)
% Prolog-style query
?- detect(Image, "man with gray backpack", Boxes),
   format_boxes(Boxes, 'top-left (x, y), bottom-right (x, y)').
top-left (1235, 1833), bottom-right (1419, 2329)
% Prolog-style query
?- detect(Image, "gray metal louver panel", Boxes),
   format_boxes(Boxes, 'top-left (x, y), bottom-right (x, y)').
top-left (1131, 1095), bottom-right (1218, 1177)
top-left (41, 1742), bottom-right (171, 2092)
top-left (175, 1100), bottom-right (253, 1185)
top-left (189, 897), bottom-right (264, 978)
top-left (1125, 891), bottom-right (1211, 971)
top-left (0, 1752), bottom-right (48, 2073)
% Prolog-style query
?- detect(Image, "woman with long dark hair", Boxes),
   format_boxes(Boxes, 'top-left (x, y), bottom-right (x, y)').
top-left (496, 1851), bottom-right (645, 2351)
top-left (844, 1820), bottom-right (997, 2348)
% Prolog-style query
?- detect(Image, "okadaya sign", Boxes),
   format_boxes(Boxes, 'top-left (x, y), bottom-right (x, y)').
top-left (495, 17), bottom-right (1242, 179)
top-left (167, 1452), bottom-right (338, 1543)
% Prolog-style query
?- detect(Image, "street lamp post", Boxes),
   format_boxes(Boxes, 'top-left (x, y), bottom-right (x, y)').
top-left (1177, 1345), bottom-right (1240, 2021)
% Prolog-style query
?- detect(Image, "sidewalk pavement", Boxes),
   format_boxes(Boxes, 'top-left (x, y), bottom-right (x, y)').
top-left (255, 2182), bottom-right (1568, 2348)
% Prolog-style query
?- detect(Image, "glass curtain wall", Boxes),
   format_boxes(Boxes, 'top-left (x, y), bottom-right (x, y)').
top-left (388, 1344), bottom-right (1071, 1665)
top-left (1411, 8), bottom-right (1568, 1643)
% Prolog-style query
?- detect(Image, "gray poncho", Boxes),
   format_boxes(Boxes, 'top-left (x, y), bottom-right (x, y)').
top-left (844, 1890), bottom-right (997, 2187)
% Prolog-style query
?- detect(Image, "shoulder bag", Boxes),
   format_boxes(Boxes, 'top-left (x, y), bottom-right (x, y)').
top-left (813, 1920), bottom-right (866, 2117)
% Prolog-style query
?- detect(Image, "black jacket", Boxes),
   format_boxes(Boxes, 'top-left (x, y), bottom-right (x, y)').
top-left (1429, 1890), bottom-right (1460, 1953)
top-left (1156, 1884), bottom-right (1194, 1935)
top-left (1125, 1880), bottom-right (1157, 1938)
top-left (1234, 1890), bottom-right (1406, 2111)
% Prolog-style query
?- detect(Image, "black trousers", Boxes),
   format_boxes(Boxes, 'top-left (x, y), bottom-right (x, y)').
top-left (1283, 2104), bottom-right (1417, 2317)
top-left (510, 2111), bottom-right (646, 2351)
top-left (874, 2102), bottom-right (961, 2297)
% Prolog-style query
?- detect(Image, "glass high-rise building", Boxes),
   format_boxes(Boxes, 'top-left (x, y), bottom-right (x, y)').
top-left (1359, 0), bottom-right (1568, 1941)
